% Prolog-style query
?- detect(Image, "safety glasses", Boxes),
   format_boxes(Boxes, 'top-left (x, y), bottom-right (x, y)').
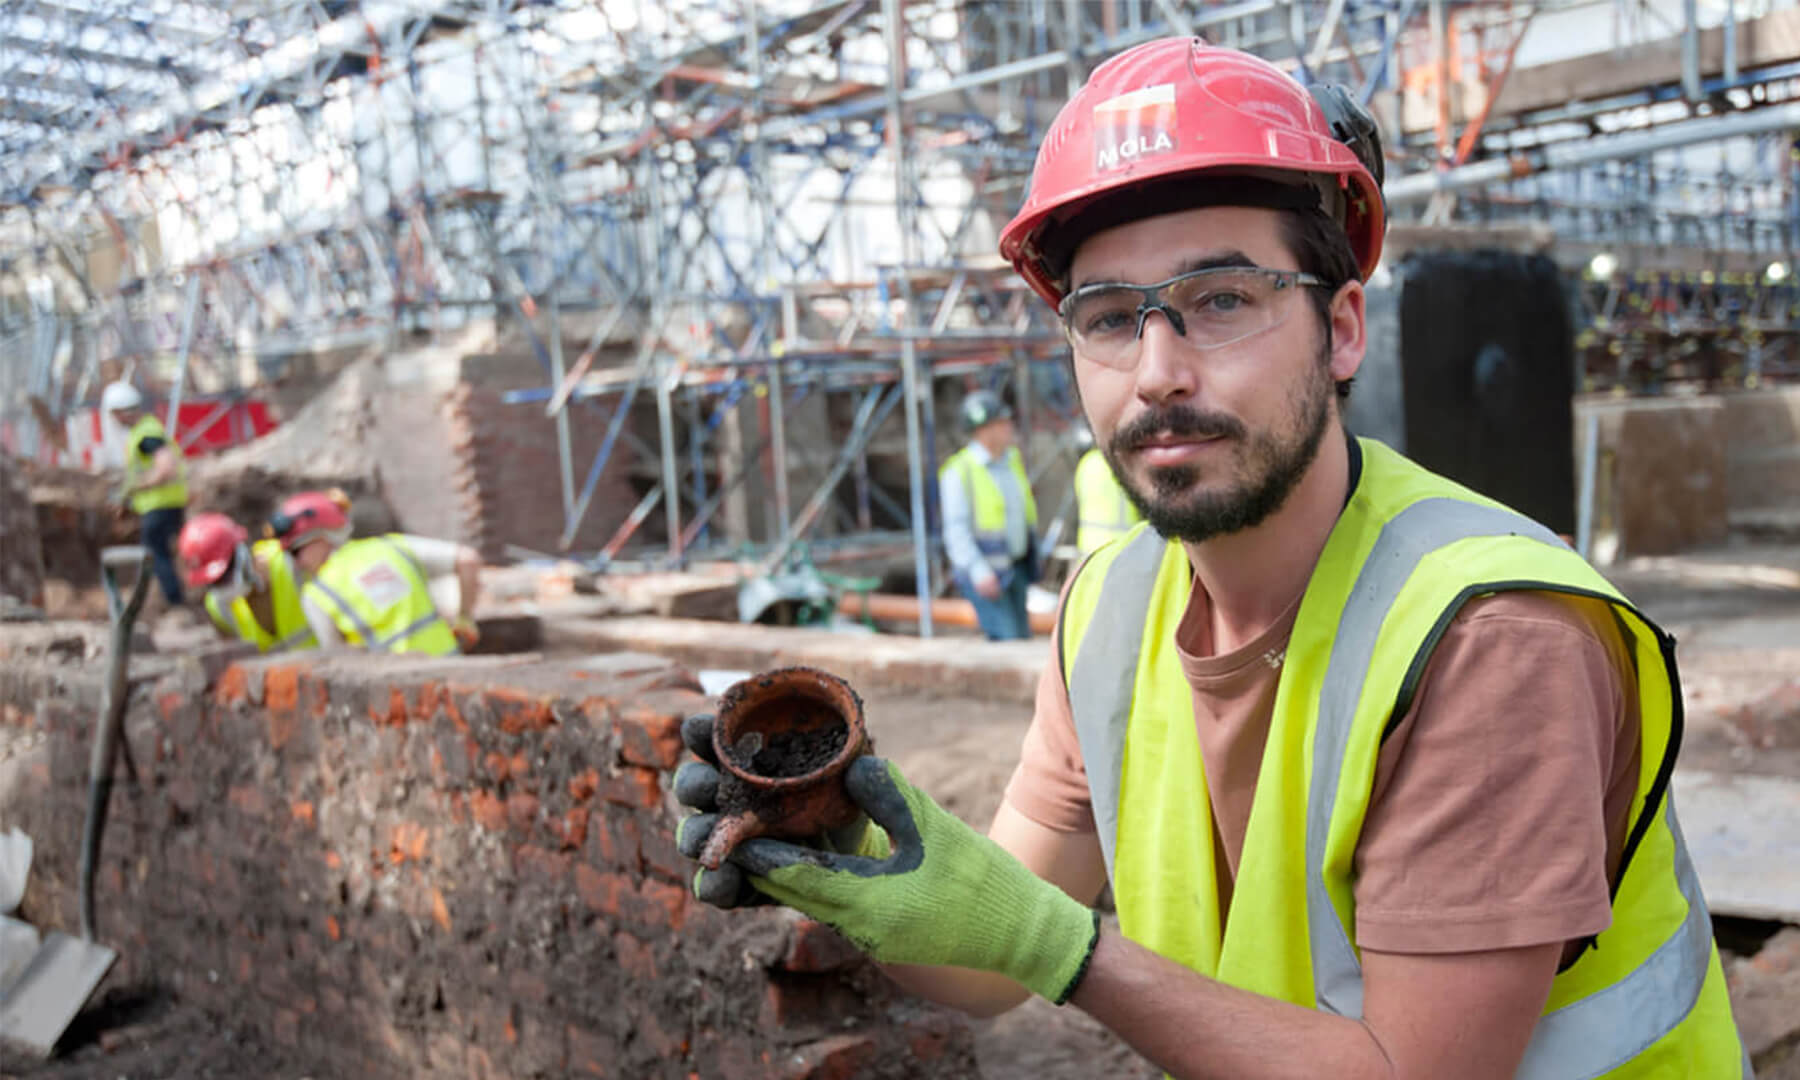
top-left (1058, 265), bottom-right (1329, 370)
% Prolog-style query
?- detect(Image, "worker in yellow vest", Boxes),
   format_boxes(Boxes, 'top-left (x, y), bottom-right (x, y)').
top-left (176, 512), bottom-right (316, 652)
top-left (672, 37), bottom-right (1746, 1077)
top-left (103, 381), bottom-right (189, 606)
top-left (1073, 444), bottom-right (1141, 557)
top-left (937, 389), bottom-right (1040, 640)
top-left (272, 490), bottom-right (481, 656)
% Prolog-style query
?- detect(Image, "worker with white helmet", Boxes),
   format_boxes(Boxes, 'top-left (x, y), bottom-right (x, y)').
top-left (674, 37), bottom-right (1747, 1075)
top-left (103, 380), bottom-right (189, 606)
top-left (937, 388), bottom-right (1039, 640)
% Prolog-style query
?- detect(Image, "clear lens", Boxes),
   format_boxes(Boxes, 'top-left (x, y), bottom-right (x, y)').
top-left (1062, 267), bottom-right (1309, 370)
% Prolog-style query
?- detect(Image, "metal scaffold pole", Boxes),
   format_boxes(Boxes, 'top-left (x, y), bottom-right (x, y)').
top-left (884, 0), bottom-right (935, 638)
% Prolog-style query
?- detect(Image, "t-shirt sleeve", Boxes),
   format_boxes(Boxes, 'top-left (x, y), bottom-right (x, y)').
top-left (1353, 591), bottom-right (1632, 955)
top-left (1000, 626), bottom-right (1097, 834)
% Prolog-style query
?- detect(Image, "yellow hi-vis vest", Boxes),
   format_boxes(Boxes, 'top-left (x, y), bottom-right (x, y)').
top-left (1074, 448), bottom-right (1140, 557)
top-left (939, 444), bottom-right (1037, 572)
top-left (203, 539), bottom-right (316, 652)
top-left (1057, 438), bottom-right (1746, 1078)
top-left (303, 536), bottom-right (458, 656)
top-left (125, 414), bottom-right (188, 514)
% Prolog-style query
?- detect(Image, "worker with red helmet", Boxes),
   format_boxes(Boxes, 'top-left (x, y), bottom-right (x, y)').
top-left (271, 490), bottom-right (482, 656)
top-left (176, 511), bottom-right (316, 652)
top-left (673, 38), bottom-right (1744, 1074)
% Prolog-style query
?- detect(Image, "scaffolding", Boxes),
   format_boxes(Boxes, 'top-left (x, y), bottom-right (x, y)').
top-left (5, 0), bottom-right (1800, 612)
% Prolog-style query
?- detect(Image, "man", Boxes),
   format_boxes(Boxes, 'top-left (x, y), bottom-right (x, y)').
top-left (271, 490), bottom-right (482, 656)
top-left (1073, 433), bottom-right (1141, 557)
top-left (177, 512), bottom-right (316, 652)
top-left (674, 38), bottom-right (1745, 1078)
top-left (938, 389), bottom-right (1039, 640)
top-left (103, 381), bottom-right (188, 606)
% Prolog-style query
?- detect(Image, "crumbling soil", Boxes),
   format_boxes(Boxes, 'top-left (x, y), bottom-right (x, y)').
top-left (730, 722), bottom-right (849, 778)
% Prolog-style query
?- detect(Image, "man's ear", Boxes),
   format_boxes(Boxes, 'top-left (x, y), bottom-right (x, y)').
top-left (1327, 279), bottom-right (1366, 386)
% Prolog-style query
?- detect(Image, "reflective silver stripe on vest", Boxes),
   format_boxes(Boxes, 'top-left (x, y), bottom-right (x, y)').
top-left (373, 537), bottom-right (454, 651)
top-left (1067, 527), bottom-right (1166, 878)
top-left (1514, 796), bottom-right (1714, 1078)
top-left (1071, 497), bottom-right (1718, 1074)
top-left (306, 578), bottom-right (382, 650)
top-left (1305, 498), bottom-right (1564, 1016)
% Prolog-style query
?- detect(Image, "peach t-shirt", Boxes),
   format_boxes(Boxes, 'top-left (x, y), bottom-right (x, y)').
top-left (1003, 580), bottom-right (1642, 956)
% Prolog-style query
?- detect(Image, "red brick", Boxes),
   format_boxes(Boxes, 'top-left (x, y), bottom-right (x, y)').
top-left (600, 766), bottom-right (661, 808)
top-left (290, 800), bottom-right (316, 829)
top-left (638, 878), bottom-right (689, 931)
top-left (227, 784), bottom-right (266, 816)
top-left (557, 807), bottom-right (588, 851)
top-left (213, 665), bottom-right (248, 705)
top-left (326, 916), bottom-right (341, 942)
top-left (638, 822), bottom-right (689, 884)
top-left (589, 812), bottom-right (642, 870)
top-left (509, 750), bottom-right (530, 780)
top-left (506, 792), bottom-right (540, 833)
top-left (612, 704), bottom-right (684, 768)
top-left (639, 1009), bottom-right (686, 1058)
top-left (904, 1015), bottom-right (957, 1062)
top-left (157, 691), bottom-right (184, 723)
top-left (370, 687), bottom-right (409, 727)
top-left (569, 767), bottom-right (600, 802)
top-left (268, 705), bottom-right (297, 751)
top-left (483, 751), bottom-right (511, 783)
top-left (390, 822), bottom-right (429, 864)
top-left (304, 680), bottom-right (330, 718)
top-left (272, 1008), bottom-right (300, 1048)
top-left (265, 666), bottom-right (300, 712)
top-left (783, 1034), bottom-right (875, 1080)
top-left (780, 920), bottom-right (860, 973)
top-left (567, 1024), bottom-right (617, 1076)
top-left (431, 888), bottom-right (453, 932)
top-left (612, 930), bottom-right (656, 981)
top-left (575, 864), bottom-right (630, 916)
top-left (470, 791), bottom-right (507, 832)
top-left (487, 687), bottom-right (555, 733)
top-left (515, 844), bottom-right (573, 890)
top-left (415, 681), bottom-right (446, 723)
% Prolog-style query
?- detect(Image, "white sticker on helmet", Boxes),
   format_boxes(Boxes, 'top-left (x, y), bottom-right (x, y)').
top-left (1093, 83), bottom-right (1178, 171)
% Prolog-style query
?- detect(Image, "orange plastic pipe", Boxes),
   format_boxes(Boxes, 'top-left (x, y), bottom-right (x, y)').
top-left (841, 592), bottom-right (1056, 636)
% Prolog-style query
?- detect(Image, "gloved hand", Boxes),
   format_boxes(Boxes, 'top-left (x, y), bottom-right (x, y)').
top-left (673, 713), bottom-right (884, 909)
top-left (694, 742), bottom-right (1101, 1005)
top-left (452, 615), bottom-right (480, 650)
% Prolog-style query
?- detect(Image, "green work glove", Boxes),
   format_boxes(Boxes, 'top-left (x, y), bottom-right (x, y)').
top-left (673, 713), bottom-right (886, 909)
top-left (732, 756), bottom-right (1101, 1005)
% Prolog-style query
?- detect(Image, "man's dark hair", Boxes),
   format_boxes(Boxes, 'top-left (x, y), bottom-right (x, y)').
top-left (1278, 206), bottom-right (1361, 400)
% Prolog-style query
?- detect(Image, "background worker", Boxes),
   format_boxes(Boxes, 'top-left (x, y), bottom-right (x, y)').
top-left (271, 490), bottom-right (482, 656)
top-left (102, 380), bottom-right (188, 606)
top-left (176, 511), bottom-right (316, 652)
top-left (1072, 434), bottom-right (1141, 557)
top-left (937, 389), bottom-right (1039, 640)
top-left (675, 36), bottom-right (1744, 1078)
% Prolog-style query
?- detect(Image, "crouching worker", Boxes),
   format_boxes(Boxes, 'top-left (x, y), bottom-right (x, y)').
top-left (177, 511), bottom-right (316, 652)
top-left (271, 490), bottom-right (482, 656)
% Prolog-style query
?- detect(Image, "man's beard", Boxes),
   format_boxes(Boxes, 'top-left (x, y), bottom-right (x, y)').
top-left (1102, 350), bottom-right (1335, 544)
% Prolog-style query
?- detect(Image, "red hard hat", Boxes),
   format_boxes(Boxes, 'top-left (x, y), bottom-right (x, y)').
top-left (998, 38), bottom-right (1386, 309)
top-left (177, 512), bottom-right (249, 588)
top-left (268, 490), bottom-right (352, 551)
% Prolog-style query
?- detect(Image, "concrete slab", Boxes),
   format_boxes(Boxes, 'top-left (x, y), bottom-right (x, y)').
top-left (1673, 770), bottom-right (1800, 922)
top-left (545, 616), bottom-right (1048, 706)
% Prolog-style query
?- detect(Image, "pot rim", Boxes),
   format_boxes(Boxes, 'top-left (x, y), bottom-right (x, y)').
top-left (712, 666), bottom-right (865, 790)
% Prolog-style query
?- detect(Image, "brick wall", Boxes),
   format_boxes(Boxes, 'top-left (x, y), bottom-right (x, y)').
top-left (0, 453), bottom-right (44, 609)
top-left (453, 354), bottom-right (646, 562)
top-left (0, 642), bottom-right (977, 1078)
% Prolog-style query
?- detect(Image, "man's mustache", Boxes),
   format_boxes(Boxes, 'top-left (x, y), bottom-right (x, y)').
top-left (1109, 406), bottom-right (1245, 455)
